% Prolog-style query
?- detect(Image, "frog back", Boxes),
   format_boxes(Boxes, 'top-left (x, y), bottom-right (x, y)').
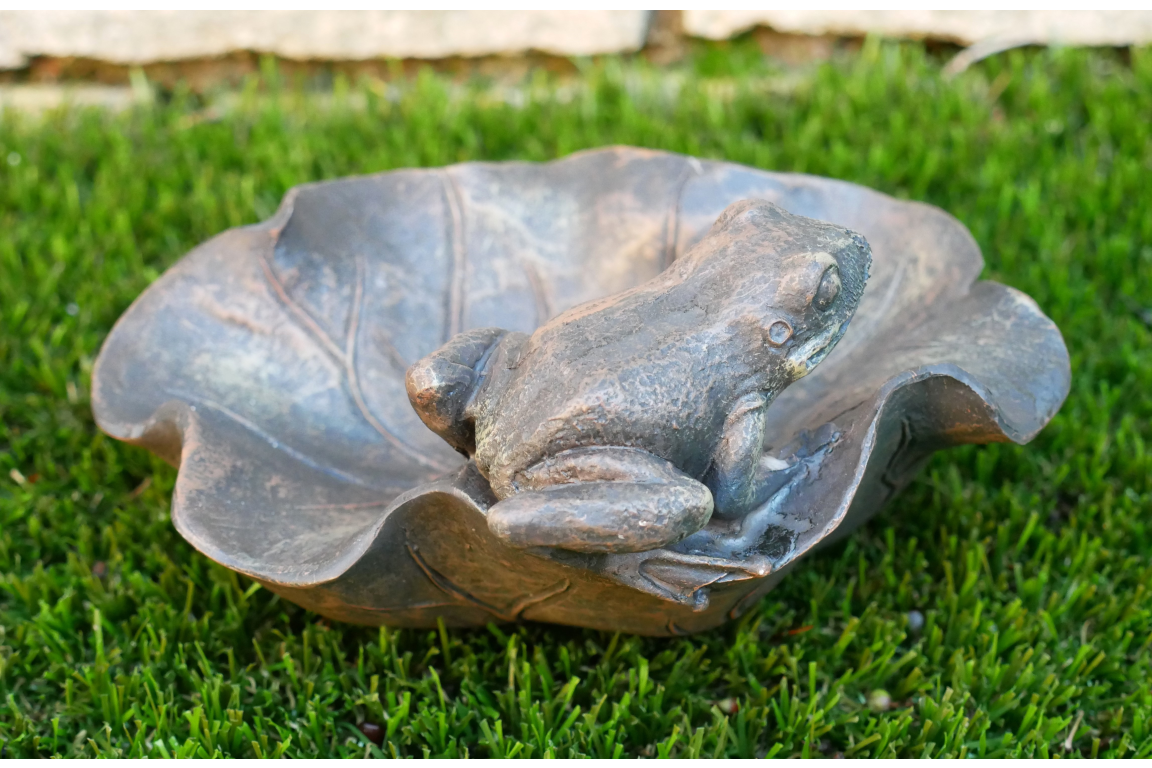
top-left (473, 285), bottom-right (768, 497)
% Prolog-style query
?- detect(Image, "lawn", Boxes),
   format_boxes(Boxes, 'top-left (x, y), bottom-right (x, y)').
top-left (1, 39), bottom-right (1150, 758)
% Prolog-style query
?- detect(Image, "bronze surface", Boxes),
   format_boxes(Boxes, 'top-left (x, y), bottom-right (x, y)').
top-left (92, 147), bottom-right (1070, 635)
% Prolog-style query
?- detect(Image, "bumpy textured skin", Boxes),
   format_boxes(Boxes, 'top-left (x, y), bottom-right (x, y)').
top-left (91, 147), bottom-right (1071, 635)
top-left (406, 200), bottom-right (871, 555)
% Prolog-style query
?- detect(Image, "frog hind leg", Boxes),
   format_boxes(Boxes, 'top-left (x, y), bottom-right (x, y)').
top-left (405, 327), bottom-right (509, 455)
top-left (486, 448), bottom-right (713, 554)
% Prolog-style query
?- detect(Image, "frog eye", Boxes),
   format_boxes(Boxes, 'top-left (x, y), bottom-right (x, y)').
top-left (767, 320), bottom-right (792, 346)
top-left (814, 266), bottom-right (841, 312)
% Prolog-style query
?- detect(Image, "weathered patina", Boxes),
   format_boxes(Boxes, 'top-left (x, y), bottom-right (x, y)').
top-left (91, 147), bottom-right (1070, 635)
top-left (408, 200), bottom-right (871, 557)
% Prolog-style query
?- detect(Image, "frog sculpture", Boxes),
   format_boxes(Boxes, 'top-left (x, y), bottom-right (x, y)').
top-left (90, 148), bottom-right (1070, 634)
top-left (407, 199), bottom-right (871, 556)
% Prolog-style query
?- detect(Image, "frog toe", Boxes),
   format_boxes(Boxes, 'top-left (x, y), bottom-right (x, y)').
top-left (406, 327), bottom-right (510, 454)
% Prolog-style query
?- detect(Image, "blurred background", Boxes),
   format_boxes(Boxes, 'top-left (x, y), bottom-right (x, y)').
top-left (2, 11), bottom-right (1151, 108)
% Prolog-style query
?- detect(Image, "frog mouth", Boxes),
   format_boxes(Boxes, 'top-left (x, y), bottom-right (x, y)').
top-left (786, 321), bottom-right (846, 379)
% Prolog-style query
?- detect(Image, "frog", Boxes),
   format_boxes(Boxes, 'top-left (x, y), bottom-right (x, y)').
top-left (406, 199), bottom-right (871, 556)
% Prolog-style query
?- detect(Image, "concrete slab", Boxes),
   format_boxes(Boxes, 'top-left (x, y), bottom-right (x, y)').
top-left (0, 11), bottom-right (650, 69)
top-left (683, 10), bottom-right (1152, 47)
top-left (2, 11), bottom-right (1147, 77)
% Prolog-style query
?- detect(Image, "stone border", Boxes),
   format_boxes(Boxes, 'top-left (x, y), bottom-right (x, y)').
top-left (684, 11), bottom-right (1152, 48)
top-left (3, 10), bottom-right (1150, 76)
top-left (0, 11), bottom-right (651, 70)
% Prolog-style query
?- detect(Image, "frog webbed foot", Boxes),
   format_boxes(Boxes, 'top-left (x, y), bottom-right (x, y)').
top-left (486, 448), bottom-right (713, 554)
top-left (753, 422), bottom-right (841, 499)
top-left (673, 424), bottom-right (842, 562)
top-left (710, 399), bottom-right (840, 520)
top-left (749, 451), bottom-right (809, 505)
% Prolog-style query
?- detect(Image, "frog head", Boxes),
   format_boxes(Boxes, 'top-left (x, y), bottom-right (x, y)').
top-left (677, 199), bottom-right (872, 386)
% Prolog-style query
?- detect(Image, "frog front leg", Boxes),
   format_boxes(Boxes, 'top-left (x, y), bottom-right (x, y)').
top-left (405, 327), bottom-right (510, 455)
top-left (707, 392), bottom-right (790, 519)
top-left (487, 448), bottom-right (713, 554)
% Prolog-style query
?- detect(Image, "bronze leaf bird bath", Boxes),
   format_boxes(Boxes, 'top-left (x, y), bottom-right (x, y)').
top-left (92, 148), bottom-right (1070, 636)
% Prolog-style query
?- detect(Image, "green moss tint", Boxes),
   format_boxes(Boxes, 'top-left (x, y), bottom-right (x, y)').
top-left (1, 41), bottom-right (1151, 757)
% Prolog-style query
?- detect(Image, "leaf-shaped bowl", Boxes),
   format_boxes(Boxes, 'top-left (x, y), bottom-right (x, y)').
top-left (92, 147), bottom-right (1070, 636)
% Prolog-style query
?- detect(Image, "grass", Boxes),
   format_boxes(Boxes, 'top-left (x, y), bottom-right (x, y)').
top-left (1, 39), bottom-right (1151, 757)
